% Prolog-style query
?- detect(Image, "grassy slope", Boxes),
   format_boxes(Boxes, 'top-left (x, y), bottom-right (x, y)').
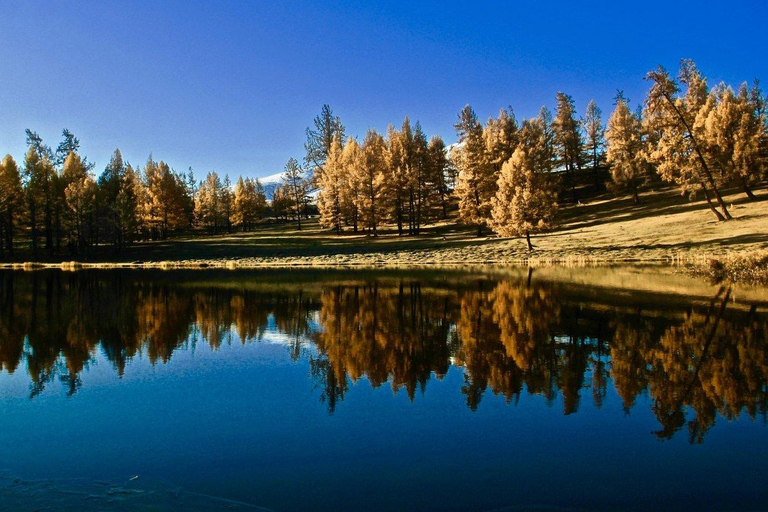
top-left (3, 185), bottom-right (767, 267)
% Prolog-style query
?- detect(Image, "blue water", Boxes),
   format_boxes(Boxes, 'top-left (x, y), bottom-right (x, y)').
top-left (0, 269), bottom-right (767, 511)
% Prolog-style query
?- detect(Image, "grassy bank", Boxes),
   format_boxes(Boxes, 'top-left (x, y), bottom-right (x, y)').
top-left (1, 185), bottom-right (766, 280)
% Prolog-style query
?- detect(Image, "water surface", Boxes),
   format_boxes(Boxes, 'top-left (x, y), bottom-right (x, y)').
top-left (1, 267), bottom-right (767, 511)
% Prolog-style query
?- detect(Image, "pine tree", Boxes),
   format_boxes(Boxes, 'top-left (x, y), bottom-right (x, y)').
top-left (644, 60), bottom-right (732, 221)
top-left (381, 117), bottom-right (426, 235)
top-left (316, 135), bottom-right (345, 233)
top-left (98, 149), bottom-right (126, 250)
top-left (64, 173), bottom-right (97, 253)
top-left (702, 82), bottom-right (765, 199)
top-left (232, 176), bottom-right (251, 231)
top-left (305, 104), bottom-right (345, 187)
top-left (195, 171), bottom-right (225, 234)
top-left (54, 129), bottom-right (91, 171)
top-left (0, 155), bottom-right (23, 257)
top-left (340, 137), bottom-right (362, 232)
top-left (490, 145), bottom-right (557, 250)
top-left (453, 104), bottom-right (495, 235)
top-left (483, 108), bottom-right (518, 174)
top-left (145, 158), bottom-right (190, 239)
top-left (221, 175), bottom-right (233, 233)
top-left (553, 92), bottom-right (584, 202)
top-left (410, 122), bottom-right (430, 234)
top-left (271, 183), bottom-right (291, 220)
top-left (282, 157), bottom-right (307, 230)
top-left (384, 123), bottom-right (410, 235)
top-left (606, 98), bottom-right (648, 204)
top-left (583, 99), bottom-right (605, 190)
top-left (355, 129), bottom-right (387, 236)
top-left (23, 143), bottom-right (56, 258)
top-left (426, 135), bottom-right (450, 220)
top-left (61, 152), bottom-right (91, 251)
top-left (253, 179), bottom-right (267, 220)
top-left (116, 163), bottom-right (141, 245)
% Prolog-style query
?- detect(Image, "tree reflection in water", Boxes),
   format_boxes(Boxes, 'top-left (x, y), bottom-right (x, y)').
top-left (0, 269), bottom-right (765, 442)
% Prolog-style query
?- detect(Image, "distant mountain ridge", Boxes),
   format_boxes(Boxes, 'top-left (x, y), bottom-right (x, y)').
top-left (257, 168), bottom-right (316, 201)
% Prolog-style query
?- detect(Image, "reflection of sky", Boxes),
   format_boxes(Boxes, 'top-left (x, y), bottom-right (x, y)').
top-left (0, 319), bottom-right (322, 400)
top-left (2, 325), bottom-right (768, 511)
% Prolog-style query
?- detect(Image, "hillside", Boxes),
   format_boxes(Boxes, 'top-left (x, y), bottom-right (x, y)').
top-left (4, 184), bottom-right (763, 271)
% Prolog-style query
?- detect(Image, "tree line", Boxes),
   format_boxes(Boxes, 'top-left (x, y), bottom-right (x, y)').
top-left (0, 130), bottom-right (277, 259)
top-left (309, 59), bottom-right (767, 247)
top-left (1, 59), bottom-right (765, 260)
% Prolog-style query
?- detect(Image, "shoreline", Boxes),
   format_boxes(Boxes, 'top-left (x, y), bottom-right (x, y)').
top-left (0, 186), bottom-right (765, 282)
top-left (0, 247), bottom-right (764, 284)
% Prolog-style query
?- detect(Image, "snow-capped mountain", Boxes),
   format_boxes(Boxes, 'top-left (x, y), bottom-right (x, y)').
top-left (257, 168), bottom-right (316, 201)
top-left (256, 171), bottom-right (285, 201)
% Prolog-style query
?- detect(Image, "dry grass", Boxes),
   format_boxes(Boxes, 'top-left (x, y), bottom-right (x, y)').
top-left (1, 185), bottom-right (766, 280)
top-left (688, 250), bottom-right (768, 285)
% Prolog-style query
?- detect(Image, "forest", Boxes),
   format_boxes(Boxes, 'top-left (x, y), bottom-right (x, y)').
top-left (0, 59), bottom-right (765, 261)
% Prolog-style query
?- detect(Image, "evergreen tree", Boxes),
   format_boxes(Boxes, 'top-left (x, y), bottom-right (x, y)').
top-left (64, 174), bottom-right (97, 254)
top-left (253, 178), bottom-right (267, 220)
top-left (356, 129), bottom-right (387, 236)
top-left (195, 171), bottom-right (225, 234)
top-left (116, 163), bottom-right (141, 245)
top-left (282, 157), bottom-right (307, 230)
top-left (453, 104), bottom-right (494, 235)
top-left (340, 137), bottom-right (362, 232)
top-left (232, 176), bottom-right (254, 231)
top-left (271, 183), bottom-right (291, 220)
top-left (483, 108), bottom-right (518, 174)
top-left (23, 143), bottom-right (56, 257)
top-left (0, 155), bottom-right (23, 257)
top-left (644, 60), bottom-right (732, 221)
top-left (55, 129), bottom-right (90, 170)
top-left (553, 92), bottom-right (584, 202)
top-left (384, 122), bottom-right (410, 235)
top-left (701, 82), bottom-right (765, 199)
top-left (490, 146), bottom-right (557, 250)
top-left (317, 135), bottom-right (345, 233)
top-left (145, 158), bottom-right (190, 239)
top-left (426, 135), bottom-right (450, 220)
top-left (98, 149), bottom-right (126, 250)
top-left (61, 152), bottom-right (91, 251)
top-left (583, 99), bottom-right (606, 190)
top-left (410, 121), bottom-right (431, 234)
top-left (221, 175), bottom-right (233, 233)
top-left (606, 98), bottom-right (649, 204)
top-left (305, 104), bottom-right (345, 187)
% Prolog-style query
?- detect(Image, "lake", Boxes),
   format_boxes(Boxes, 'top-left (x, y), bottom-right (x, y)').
top-left (1, 266), bottom-right (767, 511)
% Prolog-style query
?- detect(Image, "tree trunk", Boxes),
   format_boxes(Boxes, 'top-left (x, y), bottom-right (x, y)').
top-left (526, 230), bottom-right (533, 251)
top-left (661, 90), bottom-right (732, 220)
top-left (593, 146), bottom-right (601, 191)
top-left (710, 184), bottom-right (732, 220)
top-left (701, 183), bottom-right (726, 222)
top-left (5, 209), bottom-right (14, 256)
top-left (741, 177), bottom-right (757, 200)
top-left (570, 166), bottom-right (577, 203)
top-left (30, 202), bottom-right (38, 259)
top-left (633, 187), bottom-right (640, 205)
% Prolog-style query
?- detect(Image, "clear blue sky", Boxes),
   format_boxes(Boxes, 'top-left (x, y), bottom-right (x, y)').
top-left (1, 1), bottom-right (766, 180)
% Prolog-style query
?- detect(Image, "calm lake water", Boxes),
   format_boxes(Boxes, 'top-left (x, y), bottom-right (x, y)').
top-left (0, 267), bottom-right (767, 511)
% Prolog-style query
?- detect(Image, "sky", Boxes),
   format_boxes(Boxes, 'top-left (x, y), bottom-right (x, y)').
top-left (1, 0), bottom-right (766, 181)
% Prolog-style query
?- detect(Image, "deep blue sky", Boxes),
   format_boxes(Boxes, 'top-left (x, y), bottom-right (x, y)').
top-left (1, 1), bottom-right (766, 180)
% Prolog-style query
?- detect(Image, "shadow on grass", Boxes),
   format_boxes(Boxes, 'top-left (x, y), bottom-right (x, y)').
top-left (114, 219), bottom-right (500, 262)
top-left (557, 186), bottom-right (767, 232)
